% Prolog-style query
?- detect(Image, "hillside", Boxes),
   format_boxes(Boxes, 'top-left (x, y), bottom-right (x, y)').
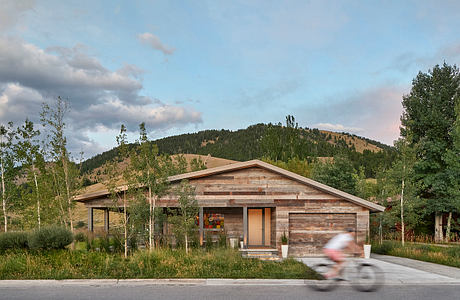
top-left (80, 123), bottom-right (396, 178)
top-left (74, 154), bottom-right (236, 230)
top-left (83, 154), bottom-right (235, 187)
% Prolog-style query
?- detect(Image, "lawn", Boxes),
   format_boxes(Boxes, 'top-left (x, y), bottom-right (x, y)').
top-left (0, 248), bottom-right (321, 280)
top-left (372, 240), bottom-right (460, 268)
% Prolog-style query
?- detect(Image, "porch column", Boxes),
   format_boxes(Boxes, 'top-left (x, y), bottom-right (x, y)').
top-left (104, 208), bottom-right (109, 233)
top-left (243, 206), bottom-right (248, 248)
top-left (199, 207), bottom-right (204, 246)
top-left (88, 208), bottom-right (93, 232)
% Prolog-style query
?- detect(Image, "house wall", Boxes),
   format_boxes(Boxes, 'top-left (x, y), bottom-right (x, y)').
top-left (203, 207), bottom-right (243, 239)
top-left (164, 167), bottom-right (369, 256)
top-left (157, 167), bottom-right (347, 208)
top-left (275, 199), bottom-right (368, 255)
top-left (81, 166), bottom-right (371, 256)
top-left (271, 208), bottom-right (276, 248)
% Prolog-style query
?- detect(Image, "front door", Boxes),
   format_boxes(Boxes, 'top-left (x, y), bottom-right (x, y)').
top-left (248, 208), bottom-right (271, 246)
top-left (248, 209), bottom-right (263, 245)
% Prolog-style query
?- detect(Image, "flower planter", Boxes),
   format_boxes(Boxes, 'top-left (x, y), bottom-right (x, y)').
top-left (281, 244), bottom-right (289, 258)
top-left (363, 244), bottom-right (371, 259)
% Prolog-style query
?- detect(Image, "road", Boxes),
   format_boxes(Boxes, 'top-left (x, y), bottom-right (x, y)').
top-left (2, 255), bottom-right (459, 299)
top-left (1, 284), bottom-right (459, 300)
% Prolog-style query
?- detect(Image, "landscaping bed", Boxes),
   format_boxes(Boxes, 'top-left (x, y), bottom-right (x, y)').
top-left (0, 248), bottom-right (320, 280)
top-left (372, 241), bottom-right (460, 268)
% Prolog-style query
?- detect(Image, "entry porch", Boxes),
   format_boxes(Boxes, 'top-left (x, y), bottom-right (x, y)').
top-left (86, 206), bottom-right (277, 250)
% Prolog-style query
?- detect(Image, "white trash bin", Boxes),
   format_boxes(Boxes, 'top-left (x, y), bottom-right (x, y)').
top-left (229, 238), bottom-right (238, 249)
top-left (363, 244), bottom-right (372, 259)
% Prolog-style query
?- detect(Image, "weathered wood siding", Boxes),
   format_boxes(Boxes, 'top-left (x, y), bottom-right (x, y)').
top-left (271, 208), bottom-right (276, 248)
top-left (203, 207), bottom-right (242, 239)
top-left (289, 213), bottom-right (356, 256)
top-left (82, 166), bottom-right (370, 256)
top-left (157, 167), bottom-right (344, 207)
top-left (275, 199), bottom-right (368, 256)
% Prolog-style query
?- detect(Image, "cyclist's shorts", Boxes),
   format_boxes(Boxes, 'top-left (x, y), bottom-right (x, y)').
top-left (323, 248), bottom-right (344, 262)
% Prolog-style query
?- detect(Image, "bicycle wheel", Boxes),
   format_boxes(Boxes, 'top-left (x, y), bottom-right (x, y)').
top-left (350, 263), bottom-right (384, 292)
top-left (310, 263), bottom-right (340, 292)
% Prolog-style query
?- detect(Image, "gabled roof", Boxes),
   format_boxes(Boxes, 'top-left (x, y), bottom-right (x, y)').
top-left (168, 159), bottom-right (385, 212)
top-left (75, 159), bottom-right (384, 212)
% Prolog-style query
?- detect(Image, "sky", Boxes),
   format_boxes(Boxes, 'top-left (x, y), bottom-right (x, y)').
top-left (0, 0), bottom-right (459, 159)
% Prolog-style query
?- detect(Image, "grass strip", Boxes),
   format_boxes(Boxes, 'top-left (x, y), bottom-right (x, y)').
top-left (0, 248), bottom-right (321, 280)
top-left (372, 240), bottom-right (460, 268)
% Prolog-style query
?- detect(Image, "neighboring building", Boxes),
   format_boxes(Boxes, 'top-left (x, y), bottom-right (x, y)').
top-left (74, 159), bottom-right (384, 257)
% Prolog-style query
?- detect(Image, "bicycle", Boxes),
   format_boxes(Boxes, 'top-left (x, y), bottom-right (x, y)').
top-left (310, 254), bottom-right (384, 292)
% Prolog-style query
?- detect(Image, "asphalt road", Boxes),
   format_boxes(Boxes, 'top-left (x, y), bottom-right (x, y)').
top-left (1, 284), bottom-right (460, 300)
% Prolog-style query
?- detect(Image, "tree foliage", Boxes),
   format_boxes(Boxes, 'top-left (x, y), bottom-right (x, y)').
top-left (311, 155), bottom-right (358, 195)
top-left (168, 180), bottom-right (199, 254)
top-left (400, 63), bottom-right (460, 240)
top-left (81, 122), bottom-right (396, 179)
top-left (401, 63), bottom-right (460, 214)
top-left (0, 122), bottom-right (17, 232)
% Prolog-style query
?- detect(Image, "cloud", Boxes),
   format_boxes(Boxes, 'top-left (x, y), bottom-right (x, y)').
top-left (313, 123), bottom-right (364, 133)
top-left (0, 83), bottom-right (44, 123)
top-left (239, 80), bottom-right (301, 107)
top-left (0, 0), bottom-right (35, 32)
top-left (301, 84), bottom-right (409, 145)
top-left (0, 37), bottom-right (201, 157)
top-left (71, 98), bottom-right (202, 132)
top-left (137, 32), bottom-right (175, 55)
top-left (387, 42), bottom-right (460, 74)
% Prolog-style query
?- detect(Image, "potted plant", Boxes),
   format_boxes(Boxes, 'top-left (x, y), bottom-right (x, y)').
top-left (281, 232), bottom-right (289, 258)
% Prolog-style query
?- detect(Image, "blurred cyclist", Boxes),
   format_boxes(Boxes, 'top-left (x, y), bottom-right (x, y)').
top-left (323, 228), bottom-right (362, 279)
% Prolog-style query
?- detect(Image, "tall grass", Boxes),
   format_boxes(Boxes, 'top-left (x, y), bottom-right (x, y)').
top-left (372, 240), bottom-right (460, 268)
top-left (0, 248), bottom-right (320, 280)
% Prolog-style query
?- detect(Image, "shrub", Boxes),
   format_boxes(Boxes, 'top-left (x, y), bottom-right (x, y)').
top-left (281, 232), bottom-right (288, 245)
top-left (0, 231), bottom-right (29, 251)
top-left (112, 235), bottom-right (124, 253)
top-left (205, 233), bottom-right (214, 250)
top-left (128, 235), bottom-right (138, 252)
top-left (75, 221), bottom-right (86, 229)
top-left (371, 241), bottom-right (394, 254)
top-left (99, 236), bottom-right (111, 252)
top-left (218, 232), bottom-right (227, 248)
top-left (28, 226), bottom-right (73, 250)
top-left (74, 232), bottom-right (86, 243)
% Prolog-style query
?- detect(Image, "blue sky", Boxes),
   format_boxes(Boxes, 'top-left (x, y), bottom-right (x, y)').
top-left (1, 0), bottom-right (459, 158)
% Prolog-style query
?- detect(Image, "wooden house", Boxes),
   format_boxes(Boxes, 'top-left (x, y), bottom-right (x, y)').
top-left (74, 159), bottom-right (384, 257)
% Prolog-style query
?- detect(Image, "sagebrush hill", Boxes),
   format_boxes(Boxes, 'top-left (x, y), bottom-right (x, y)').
top-left (80, 123), bottom-right (396, 181)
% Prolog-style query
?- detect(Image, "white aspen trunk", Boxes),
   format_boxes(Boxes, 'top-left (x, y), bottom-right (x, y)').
top-left (148, 168), bottom-right (153, 251)
top-left (32, 166), bottom-right (40, 229)
top-left (124, 192), bottom-right (128, 258)
top-left (435, 213), bottom-right (443, 243)
top-left (1, 154), bottom-right (7, 232)
top-left (149, 186), bottom-right (153, 251)
top-left (401, 178), bottom-right (405, 246)
top-left (51, 168), bottom-right (66, 226)
top-left (61, 156), bottom-right (73, 232)
top-left (446, 212), bottom-right (452, 243)
top-left (185, 232), bottom-right (188, 254)
top-left (379, 189), bottom-right (384, 245)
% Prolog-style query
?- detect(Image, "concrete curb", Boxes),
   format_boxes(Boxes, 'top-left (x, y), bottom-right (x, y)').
top-left (1, 278), bottom-right (460, 287)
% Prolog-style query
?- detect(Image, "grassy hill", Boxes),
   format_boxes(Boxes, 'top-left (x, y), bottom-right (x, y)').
top-left (80, 123), bottom-right (396, 179)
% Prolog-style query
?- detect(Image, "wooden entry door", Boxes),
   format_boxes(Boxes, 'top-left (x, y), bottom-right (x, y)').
top-left (248, 209), bottom-right (263, 245)
top-left (248, 208), bottom-right (271, 246)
